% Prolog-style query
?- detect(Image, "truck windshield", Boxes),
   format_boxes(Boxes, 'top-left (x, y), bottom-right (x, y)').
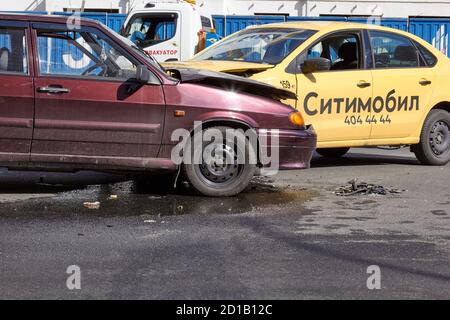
top-left (109, 28), bottom-right (166, 73)
top-left (122, 13), bottom-right (177, 48)
top-left (193, 28), bottom-right (316, 65)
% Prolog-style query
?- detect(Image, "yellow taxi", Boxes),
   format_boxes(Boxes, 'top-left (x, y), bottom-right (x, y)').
top-left (163, 21), bottom-right (450, 165)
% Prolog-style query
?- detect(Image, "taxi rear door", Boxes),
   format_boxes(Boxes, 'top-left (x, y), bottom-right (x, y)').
top-left (367, 30), bottom-right (437, 141)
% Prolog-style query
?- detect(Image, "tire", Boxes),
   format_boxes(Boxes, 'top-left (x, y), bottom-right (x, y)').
top-left (182, 126), bottom-right (257, 197)
top-left (317, 147), bottom-right (350, 158)
top-left (412, 109), bottom-right (450, 165)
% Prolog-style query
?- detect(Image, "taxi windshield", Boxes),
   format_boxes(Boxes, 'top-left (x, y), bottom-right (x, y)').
top-left (193, 27), bottom-right (316, 64)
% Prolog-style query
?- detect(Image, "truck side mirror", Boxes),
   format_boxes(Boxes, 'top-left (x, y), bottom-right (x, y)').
top-left (302, 58), bottom-right (331, 74)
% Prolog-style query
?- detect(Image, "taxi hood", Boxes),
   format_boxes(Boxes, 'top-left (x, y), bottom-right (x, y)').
top-left (166, 67), bottom-right (297, 101)
top-left (162, 60), bottom-right (274, 75)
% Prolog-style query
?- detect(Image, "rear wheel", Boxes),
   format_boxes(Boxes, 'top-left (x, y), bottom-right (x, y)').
top-left (413, 109), bottom-right (450, 165)
top-left (183, 126), bottom-right (257, 197)
top-left (317, 147), bottom-right (350, 158)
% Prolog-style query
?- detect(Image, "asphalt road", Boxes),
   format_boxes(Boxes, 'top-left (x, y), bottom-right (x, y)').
top-left (0, 147), bottom-right (450, 299)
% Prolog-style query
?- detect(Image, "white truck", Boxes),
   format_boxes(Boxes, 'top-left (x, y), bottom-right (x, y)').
top-left (121, 0), bottom-right (219, 62)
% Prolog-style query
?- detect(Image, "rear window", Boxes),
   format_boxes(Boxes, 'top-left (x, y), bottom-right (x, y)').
top-left (0, 27), bottom-right (28, 74)
top-left (415, 41), bottom-right (438, 66)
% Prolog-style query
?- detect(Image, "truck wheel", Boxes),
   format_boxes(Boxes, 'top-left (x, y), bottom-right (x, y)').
top-left (413, 109), bottom-right (450, 165)
top-left (317, 148), bottom-right (350, 158)
top-left (183, 126), bottom-right (257, 197)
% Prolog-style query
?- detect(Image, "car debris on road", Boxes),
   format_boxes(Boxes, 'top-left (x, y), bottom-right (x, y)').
top-left (83, 201), bottom-right (101, 210)
top-left (335, 179), bottom-right (405, 196)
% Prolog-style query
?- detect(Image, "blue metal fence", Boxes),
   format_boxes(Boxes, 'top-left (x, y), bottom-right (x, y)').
top-left (51, 12), bottom-right (127, 33)
top-left (409, 18), bottom-right (449, 55)
top-left (212, 15), bottom-right (286, 38)
top-left (212, 15), bottom-right (450, 57)
top-left (3, 11), bottom-right (450, 57)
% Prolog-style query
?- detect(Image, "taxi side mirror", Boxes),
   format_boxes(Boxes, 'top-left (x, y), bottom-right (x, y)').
top-left (302, 58), bottom-right (331, 74)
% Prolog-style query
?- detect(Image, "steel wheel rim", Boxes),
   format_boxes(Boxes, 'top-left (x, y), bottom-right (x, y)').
top-left (429, 120), bottom-right (450, 156)
top-left (195, 141), bottom-right (245, 188)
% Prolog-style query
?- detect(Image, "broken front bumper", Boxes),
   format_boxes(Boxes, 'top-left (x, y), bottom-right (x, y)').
top-left (257, 125), bottom-right (317, 170)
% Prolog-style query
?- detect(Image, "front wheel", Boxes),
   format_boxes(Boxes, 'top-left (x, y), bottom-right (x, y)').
top-left (182, 126), bottom-right (257, 197)
top-left (317, 147), bottom-right (350, 158)
top-left (413, 109), bottom-right (450, 165)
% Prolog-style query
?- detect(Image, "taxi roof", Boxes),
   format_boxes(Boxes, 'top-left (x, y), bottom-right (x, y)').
top-left (243, 20), bottom-right (428, 45)
top-left (249, 20), bottom-right (402, 33)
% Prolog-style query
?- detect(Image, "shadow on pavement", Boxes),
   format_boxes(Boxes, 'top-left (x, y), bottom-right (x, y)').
top-left (311, 151), bottom-right (420, 168)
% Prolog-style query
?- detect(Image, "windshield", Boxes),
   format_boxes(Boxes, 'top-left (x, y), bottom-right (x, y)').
top-left (108, 25), bottom-right (166, 73)
top-left (130, 44), bottom-right (166, 72)
top-left (193, 27), bottom-right (316, 64)
top-left (122, 13), bottom-right (178, 48)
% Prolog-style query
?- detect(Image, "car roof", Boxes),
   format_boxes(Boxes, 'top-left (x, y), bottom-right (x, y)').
top-left (249, 20), bottom-right (402, 33)
top-left (243, 20), bottom-right (431, 45)
top-left (0, 12), bottom-right (102, 27)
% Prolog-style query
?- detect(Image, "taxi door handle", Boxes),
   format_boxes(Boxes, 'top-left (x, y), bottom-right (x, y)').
top-left (419, 79), bottom-right (432, 86)
top-left (357, 81), bottom-right (371, 88)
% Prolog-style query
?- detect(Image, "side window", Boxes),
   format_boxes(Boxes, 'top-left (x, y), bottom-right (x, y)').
top-left (305, 33), bottom-right (361, 71)
top-left (201, 16), bottom-right (212, 32)
top-left (414, 41), bottom-right (437, 66)
top-left (370, 31), bottom-right (419, 68)
top-left (124, 14), bottom-right (177, 48)
top-left (0, 27), bottom-right (28, 74)
top-left (37, 28), bottom-right (137, 79)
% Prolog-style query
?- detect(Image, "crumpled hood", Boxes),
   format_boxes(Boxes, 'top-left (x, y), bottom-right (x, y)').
top-left (166, 67), bottom-right (297, 101)
top-left (162, 60), bottom-right (274, 74)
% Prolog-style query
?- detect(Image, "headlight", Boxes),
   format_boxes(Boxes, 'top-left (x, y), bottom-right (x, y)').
top-left (289, 111), bottom-right (305, 127)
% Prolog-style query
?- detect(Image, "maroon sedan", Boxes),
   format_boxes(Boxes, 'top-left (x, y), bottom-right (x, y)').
top-left (0, 14), bottom-right (316, 196)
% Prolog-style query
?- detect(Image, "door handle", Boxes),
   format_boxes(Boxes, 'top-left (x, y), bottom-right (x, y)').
top-left (357, 81), bottom-right (371, 88)
top-left (37, 86), bottom-right (70, 94)
top-left (419, 79), bottom-right (432, 86)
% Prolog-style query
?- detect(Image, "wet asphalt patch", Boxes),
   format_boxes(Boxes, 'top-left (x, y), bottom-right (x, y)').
top-left (0, 176), bottom-right (315, 218)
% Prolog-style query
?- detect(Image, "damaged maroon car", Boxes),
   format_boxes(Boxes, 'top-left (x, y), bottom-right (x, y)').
top-left (0, 14), bottom-right (316, 196)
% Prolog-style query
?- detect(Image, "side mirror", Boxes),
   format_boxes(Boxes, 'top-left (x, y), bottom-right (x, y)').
top-left (135, 65), bottom-right (152, 84)
top-left (302, 58), bottom-right (331, 74)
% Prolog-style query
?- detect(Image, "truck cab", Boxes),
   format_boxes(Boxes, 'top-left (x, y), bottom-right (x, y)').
top-left (121, 0), bottom-right (218, 62)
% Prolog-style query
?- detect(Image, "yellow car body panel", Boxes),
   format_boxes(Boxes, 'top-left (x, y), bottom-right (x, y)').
top-left (163, 60), bottom-right (274, 73)
top-left (162, 22), bottom-right (450, 149)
